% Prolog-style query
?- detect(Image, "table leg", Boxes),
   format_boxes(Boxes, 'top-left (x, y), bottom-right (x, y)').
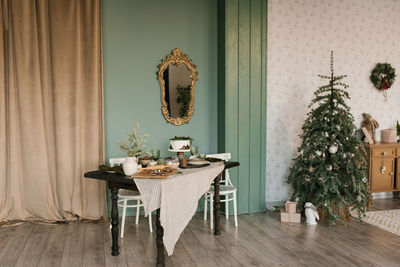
top-left (156, 209), bottom-right (165, 267)
top-left (213, 173), bottom-right (222, 235)
top-left (109, 184), bottom-right (119, 256)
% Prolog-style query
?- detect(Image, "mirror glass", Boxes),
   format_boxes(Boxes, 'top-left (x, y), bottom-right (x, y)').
top-left (157, 48), bottom-right (197, 126)
top-left (163, 63), bottom-right (192, 118)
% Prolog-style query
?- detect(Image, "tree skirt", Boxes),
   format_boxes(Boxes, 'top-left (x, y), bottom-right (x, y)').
top-left (359, 210), bottom-right (400, 236)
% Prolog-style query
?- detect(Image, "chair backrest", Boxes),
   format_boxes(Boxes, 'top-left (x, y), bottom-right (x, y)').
top-left (206, 153), bottom-right (233, 186)
top-left (109, 157), bottom-right (126, 167)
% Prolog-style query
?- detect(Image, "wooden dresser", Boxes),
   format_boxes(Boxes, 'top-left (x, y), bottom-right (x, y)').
top-left (366, 143), bottom-right (400, 197)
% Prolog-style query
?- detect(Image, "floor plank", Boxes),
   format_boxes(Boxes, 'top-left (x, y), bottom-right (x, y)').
top-left (0, 224), bottom-right (34, 267)
top-left (1, 198), bottom-right (400, 267)
top-left (15, 224), bottom-right (51, 267)
top-left (0, 226), bottom-right (16, 255)
top-left (83, 223), bottom-right (105, 267)
top-left (121, 217), bottom-right (149, 267)
top-left (37, 223), bottom-right (68, 267)
top-left (60, 222), bottom-right (85, 267)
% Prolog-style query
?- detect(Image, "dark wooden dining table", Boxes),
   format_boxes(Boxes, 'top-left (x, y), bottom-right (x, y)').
top-left (84, 161), bottom-right (239, 267)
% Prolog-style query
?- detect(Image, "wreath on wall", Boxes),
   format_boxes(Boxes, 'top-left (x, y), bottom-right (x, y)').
top-left (370, 63), bottom-right (396, 101)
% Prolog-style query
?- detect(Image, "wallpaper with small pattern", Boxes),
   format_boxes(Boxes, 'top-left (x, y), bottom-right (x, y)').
top-left (266, 0), bottom-right (400, 202)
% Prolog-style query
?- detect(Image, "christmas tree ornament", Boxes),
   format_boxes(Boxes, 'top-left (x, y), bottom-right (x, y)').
top-left (333, 163), bottom-right (339, 170)
top-left (329, 145), bottom-right (338, 154)
top-left (287, 52), bottom-right (369, 224)
top-left (370, 63), bottom-right (396, 101)
top-left (362, 177), bottom-right (368, 183)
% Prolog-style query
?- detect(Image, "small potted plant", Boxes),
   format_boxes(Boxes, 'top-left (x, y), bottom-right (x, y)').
top-left (118, 123), bottom-right (150, 175)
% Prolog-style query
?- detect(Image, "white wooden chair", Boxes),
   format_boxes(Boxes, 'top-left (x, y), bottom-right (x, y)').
top-left (203, 153), bottom-right (238, 229)
top-left (109, 158), bottom-right (152, 238)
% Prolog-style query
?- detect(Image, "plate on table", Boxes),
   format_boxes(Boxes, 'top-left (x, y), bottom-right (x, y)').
top-left (188, 159), bottom-right (209, 165)
top-left (180, 163), bottom-right (210, 169)
top-left (132, 166), bottom-right (178, 179)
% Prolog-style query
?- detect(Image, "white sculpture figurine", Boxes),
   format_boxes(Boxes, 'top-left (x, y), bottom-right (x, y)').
top-left (304, 202), bottom-right (319, 225)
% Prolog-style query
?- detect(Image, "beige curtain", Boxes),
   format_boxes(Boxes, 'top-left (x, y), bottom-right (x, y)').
top-left (0, 0), bottom-right (107, 221)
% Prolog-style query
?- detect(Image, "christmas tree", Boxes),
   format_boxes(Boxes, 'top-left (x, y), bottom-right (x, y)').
top-left (287, 52), bottom-right (369, 223)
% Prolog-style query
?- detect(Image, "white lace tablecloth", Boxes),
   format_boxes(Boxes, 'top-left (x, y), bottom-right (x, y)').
top-left (133, 162), bottom-right (224, 256)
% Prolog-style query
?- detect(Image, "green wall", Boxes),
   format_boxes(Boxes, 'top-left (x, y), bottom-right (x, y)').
top-left (102, 0), bottom-right (218, 160)
top-left (102, 0), bottom-right (267, 215)
top-left (218, 0), bottom-right (267, 213)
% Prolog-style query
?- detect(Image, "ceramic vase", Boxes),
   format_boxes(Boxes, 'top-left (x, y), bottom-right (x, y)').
top-left (123, 157), bottom-right (138, 175)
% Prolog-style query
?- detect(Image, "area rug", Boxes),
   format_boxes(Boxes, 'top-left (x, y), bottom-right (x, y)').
top-left (360, 209), bottom-right (400, 236)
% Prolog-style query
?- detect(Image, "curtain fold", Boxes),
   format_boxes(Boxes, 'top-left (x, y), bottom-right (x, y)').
top-left (0, 0), bottom-right (107, 221)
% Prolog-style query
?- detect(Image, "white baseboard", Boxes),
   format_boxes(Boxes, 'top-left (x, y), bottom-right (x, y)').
top-left (265, 201), bottom-right (285, 211)
top-left (372, 192), bottom-right (394, 199)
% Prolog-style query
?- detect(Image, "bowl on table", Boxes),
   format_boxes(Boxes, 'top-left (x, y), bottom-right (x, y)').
top-left (138, 156), bottom-right (152, 167)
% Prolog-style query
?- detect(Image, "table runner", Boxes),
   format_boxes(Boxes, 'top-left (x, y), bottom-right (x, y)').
top-left (133, 162), bottom-right (224, 256)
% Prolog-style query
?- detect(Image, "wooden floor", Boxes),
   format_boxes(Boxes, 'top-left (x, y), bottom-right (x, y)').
top-left (1, 199), bottom-right (400, 267)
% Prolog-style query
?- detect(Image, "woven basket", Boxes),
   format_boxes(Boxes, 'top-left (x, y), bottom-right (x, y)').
top-left (381, 128), bottom-right (397, 143)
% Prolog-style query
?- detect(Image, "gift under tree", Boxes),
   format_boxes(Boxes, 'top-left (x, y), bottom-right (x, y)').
top-left (287, 52), bottom-right (369, 224)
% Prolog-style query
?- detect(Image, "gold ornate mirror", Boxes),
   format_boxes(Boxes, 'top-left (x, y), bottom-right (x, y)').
top-left (157, 48), bottom-right (198, 125)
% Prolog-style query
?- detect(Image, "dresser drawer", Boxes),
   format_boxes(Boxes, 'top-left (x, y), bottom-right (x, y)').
top-left (370, 158), bottom-right (394, 190)
top-left (371, 148), bottom-right (395, 158)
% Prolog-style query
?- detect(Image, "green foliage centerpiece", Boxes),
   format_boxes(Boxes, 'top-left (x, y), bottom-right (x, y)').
top-left (287, 52), bottom-right (369, 224)
top-left (118, 123), bottom-right (150, 158)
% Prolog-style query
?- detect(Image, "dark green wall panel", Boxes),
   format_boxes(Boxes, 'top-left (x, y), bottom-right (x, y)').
top-left (219, 0), bottom-right (267, 213)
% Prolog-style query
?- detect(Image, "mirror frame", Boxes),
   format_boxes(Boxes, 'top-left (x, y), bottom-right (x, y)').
top-left (157, 48), bottom-right (198, 126)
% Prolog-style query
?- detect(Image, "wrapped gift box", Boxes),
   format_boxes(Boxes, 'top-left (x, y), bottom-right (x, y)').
top-left (285, 201), bottom-right (297, 214)
top-left (280, 212), bottom-right (301, 223)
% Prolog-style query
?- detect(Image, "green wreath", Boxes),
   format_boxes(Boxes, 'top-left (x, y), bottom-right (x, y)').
top-left (370, 63), bottom-right (396, 91)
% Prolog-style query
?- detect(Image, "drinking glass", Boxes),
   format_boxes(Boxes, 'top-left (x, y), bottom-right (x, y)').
top-left (152, 149), bottom-right (160, 161)
top-left (190, 145), bottom-right (198, 156)
top-left (157, 158), bottom-right (166, 165)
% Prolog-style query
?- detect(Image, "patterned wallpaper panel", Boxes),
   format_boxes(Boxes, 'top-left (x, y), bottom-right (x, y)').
top-left (266, 0), bottom-right (400, 202)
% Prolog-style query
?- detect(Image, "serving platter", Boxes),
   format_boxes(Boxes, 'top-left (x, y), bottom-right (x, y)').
top-left (132, 166), bottom-right (178, 179)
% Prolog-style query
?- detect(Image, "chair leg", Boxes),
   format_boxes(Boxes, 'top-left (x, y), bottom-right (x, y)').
top-left (233, 191), bottom-right (238, 227)
top-left (135, 199), bottom-right (140, 225)
top-left (121, 199), bottom-right (128, 238)
top-left (210, 194), bottom-right (214, 229)
top-left (225, 194), bottom-right (229, 219)
top-left (148, 211), bottom-right (153, 233)
top-left (203, 194), bottom-right (208, 221)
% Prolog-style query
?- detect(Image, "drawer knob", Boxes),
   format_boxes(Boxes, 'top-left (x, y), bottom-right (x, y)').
top-left (390, 172), bottom-right (394, 175)
top-left (382, 152), bottom-right (387, 156)
top-left (381, 166), bottom-right (386, 174)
